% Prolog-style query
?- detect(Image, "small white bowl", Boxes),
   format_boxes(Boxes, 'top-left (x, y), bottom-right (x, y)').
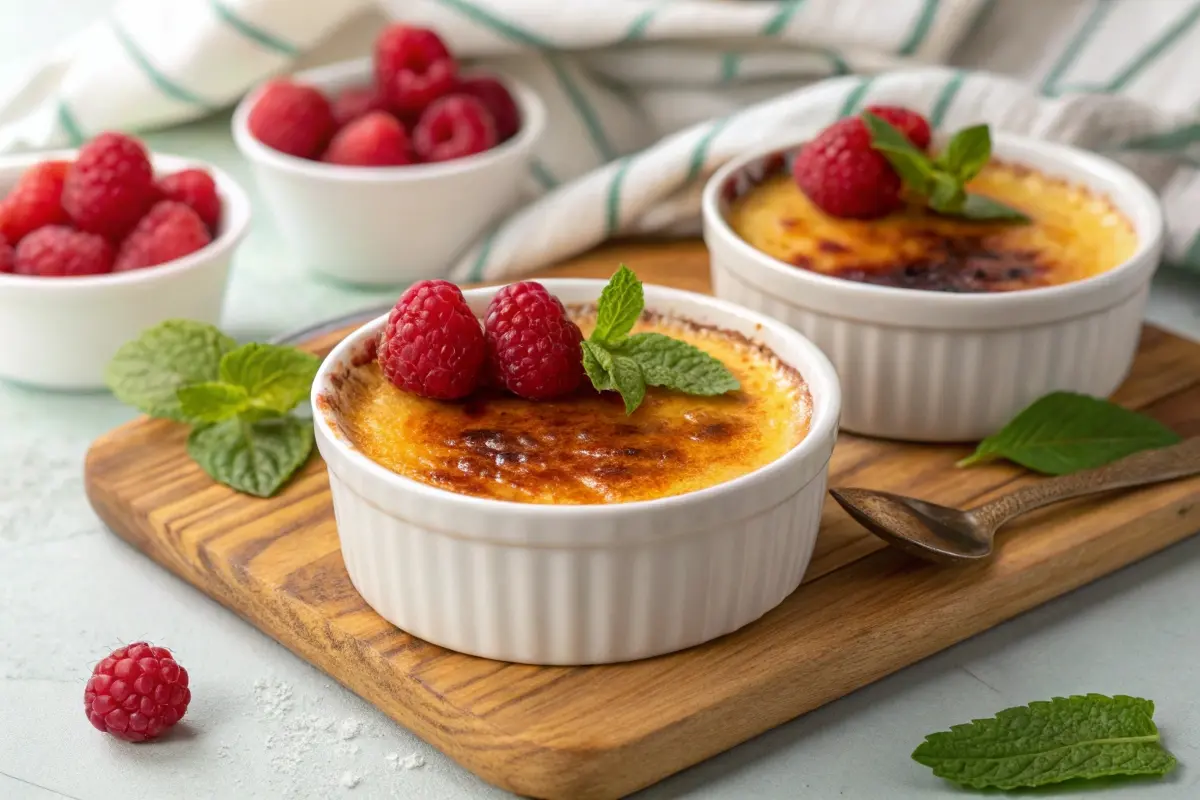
top-left (312, 280), bottom-right (841, 665)
top-left (0, 152), bottom-right (251, 391)
top-left (703, 134), bottom-right (1164, 442)
top-left (232, 58), bottom-right (546, 287)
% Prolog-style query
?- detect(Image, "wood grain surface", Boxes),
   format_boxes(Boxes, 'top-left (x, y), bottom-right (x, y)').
top-left (84, 241), bottom-right (1200, 800)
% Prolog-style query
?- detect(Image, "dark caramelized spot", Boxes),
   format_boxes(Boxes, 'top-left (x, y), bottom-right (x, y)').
top-left (817, 239), bottom-right (849, 254)
top-left (831, 236), bottom-right (1050, 293)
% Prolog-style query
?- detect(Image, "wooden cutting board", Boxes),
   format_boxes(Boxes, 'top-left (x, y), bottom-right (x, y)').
top-left (85, 241), bottom-right (1200, 800)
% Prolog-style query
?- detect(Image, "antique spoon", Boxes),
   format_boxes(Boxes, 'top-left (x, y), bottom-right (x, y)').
top-left (830, 436), bottom-right (1200, 564)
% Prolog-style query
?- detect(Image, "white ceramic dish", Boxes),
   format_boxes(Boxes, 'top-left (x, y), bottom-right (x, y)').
top-left (312, 280), bottom-right (841, 665)
top-left (703, 134), bottom-right (1165, 442)
top-left (232, 58), bottom-right (546, 287)
top-left (0, 151), bottom-right (250, 391)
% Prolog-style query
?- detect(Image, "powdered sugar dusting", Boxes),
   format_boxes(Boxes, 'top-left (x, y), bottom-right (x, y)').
top-left (387, 752), bottom-right (426, 770)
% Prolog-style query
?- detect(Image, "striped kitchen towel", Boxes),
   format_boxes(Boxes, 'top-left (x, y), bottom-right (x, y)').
top-left (3, 0), bottom-right (1200, 280)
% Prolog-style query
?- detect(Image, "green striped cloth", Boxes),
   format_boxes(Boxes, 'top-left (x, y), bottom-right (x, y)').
top-left (6, 0), bottom-right (1200, 278)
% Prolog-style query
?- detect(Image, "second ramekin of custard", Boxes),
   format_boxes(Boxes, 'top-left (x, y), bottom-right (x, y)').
top-left (703, 134), bottom-right (1164, 442)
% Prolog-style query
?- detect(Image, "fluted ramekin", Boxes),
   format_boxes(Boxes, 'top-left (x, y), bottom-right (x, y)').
top-left (312, 280), bottom-right (840, 665)
top-left (703, 134), bottom-right (1164, 442)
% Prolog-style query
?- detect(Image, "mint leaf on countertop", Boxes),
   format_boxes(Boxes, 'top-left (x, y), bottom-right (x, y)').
top-left (187, 416), bottom-right (314, 498)
top-left (219, 342), bottom-right (321, 415)
top-left (912, 694), bottom-right (1178, 790)
top-left (105, 320), bottom-right (236, 421)
top-left (590, 264), bottom-right (644, 345)
top-left (958, 391), bottom-right (1181, 474)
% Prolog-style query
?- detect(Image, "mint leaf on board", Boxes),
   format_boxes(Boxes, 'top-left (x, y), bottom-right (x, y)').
top-left (938, 123), bottom-right (990, 183)
top-left (912, 694), bottom-right (1177, 790)
top-left (187, 416), bottom-right (314, 498)
top-left (958, 391), bottom-right (1181, 474)
top-left (177, 382), bottom-right (250, 423)
top-left (219, 342), bottom-right (321, 415)
top-left (590, 263), bottom-right (644, 345)
top-left (616, 333), bottom-right (740, 395)
top-left (105, 320), bottom-right (236, 421)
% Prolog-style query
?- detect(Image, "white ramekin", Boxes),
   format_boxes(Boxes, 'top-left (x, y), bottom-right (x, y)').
top-left (703, 134), bottom-right (1164, 442)
top-left (312, 280), bottom-right (841, 665)
top-left (232, 58), bottom-right (546, 287)
top-left (0, 152), bottom-right (251, 391)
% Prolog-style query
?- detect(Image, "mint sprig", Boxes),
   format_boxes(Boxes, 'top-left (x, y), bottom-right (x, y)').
top-left (912, 694), bottom-right (1178, 790)
top-left (106, 320), bottom-right (320, 498)
top-left (958, 391), bottom-right (1181, 474)
top-left (862, 112), bottom-right (1031, 223)
top-left (582, 266), bottom-right (740, 414)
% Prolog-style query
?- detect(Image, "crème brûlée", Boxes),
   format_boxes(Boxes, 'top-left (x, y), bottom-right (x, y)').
top-left (328, 310), bottom-right (811, 505)
top-left (727, 161), bottom-right (1138, 292)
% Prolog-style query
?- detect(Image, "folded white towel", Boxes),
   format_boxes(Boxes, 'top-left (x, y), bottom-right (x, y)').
top-left (4, 0), bottom-right (1199, 279)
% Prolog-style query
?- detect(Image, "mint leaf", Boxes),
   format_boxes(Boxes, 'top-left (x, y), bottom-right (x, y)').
top-left (591, 264), bottom-right (644, 345)
top-left (912, 694), bottom-right (1177, 790)
top-left (617, 333), bottom-right (740, 395)
top-left (958, 192), bottom-right (1032, 222)
top-left (177, 382), bottom-right (250, 423)
top-left (940, 123), bottom-right (990, 183)
top-left (105, 320), bottom-right (236, 420)
top-left (958, 392), bottom-right (1181, 474)
top-left (582, 340), bottom-right (616, 391)
top-left (610, 354), bottom-right (646, 414)
top-left (219, 342), bottom-right (321, 415)
top-left (187, 416), bottom-right (314, 498)
top-left (928, 173), bottom-right (965, 214)
top-left (861, 112), bottom-right (935, 193)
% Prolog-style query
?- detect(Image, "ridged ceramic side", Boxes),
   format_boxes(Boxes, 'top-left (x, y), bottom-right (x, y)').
top-left (703, 134), bottom-right (1165, 442)
top-left (313, 281), bottom-right (841, 665)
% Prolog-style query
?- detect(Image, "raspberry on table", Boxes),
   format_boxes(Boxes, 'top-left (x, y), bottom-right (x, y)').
top-left (247, 80), bottom-right (336, 160)
top-left (413, 95), bottom-right (497, 163)
top-left (115, 200), bottom-right (212, 272)
top-left (864, 105), bottom-right (932, 150)
top-left (331, 85), bottom-right (390, 128)
top-left (378, 279), bottom-right (486, 400)
top-left (84, 642), bottom-right (190, 742)
top-left (322, 111), bottom-right (414, 167)
top-left (0, 160), bottom-right (70, 244)
top-left (456, 77), bottom-right (521, 142)
top-left (62, 133), bottom-right (156, 241)
top-left (156, 168), bottom-right (222, 233)
top-left (792, 116), bottom-right (904, 220)
top-left (0, 235), bottom-right (14, 273)
top-left (14, 225), bottom-right (113, 277)
top-left (374, 25), bottom-right (458, 117)
top-left (484, 281), bottom-right (585, 401)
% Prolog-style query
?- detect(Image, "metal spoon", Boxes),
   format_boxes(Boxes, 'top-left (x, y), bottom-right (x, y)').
top-left (829, 436), bottom-right (1200, 564)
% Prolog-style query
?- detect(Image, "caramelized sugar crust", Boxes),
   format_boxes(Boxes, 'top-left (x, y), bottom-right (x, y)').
top-left (331, 310), bottom-right (811, 505)
top-left (727, 161), bottom-right (1138, 292)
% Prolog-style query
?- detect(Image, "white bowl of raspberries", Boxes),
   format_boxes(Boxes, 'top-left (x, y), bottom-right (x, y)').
top-left (232, 24), bottom-right (545, 287)
top-left (0, 132), bottom-right (250, 391)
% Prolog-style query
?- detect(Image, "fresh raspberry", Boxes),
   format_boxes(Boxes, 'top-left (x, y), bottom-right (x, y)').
top-left (456, 76), bottom-right (520, 142)
top-left (84, 642), bottom-right (190, 742)
top-left (378, 280), bottom-right (485, 400)
top-left (484, 282), bottom-right (585, 401)
top-left (62, 133), bottom-right (155, 241)
top-left (247, 80), bottom-right (335, 160)
top-left (0, 160), bottom-right (70, 244)
top-left (864, 105), bottom-right (932, 150)
top-left (331, 85), bottom-right (390, 128)
top-left (374, 25), bottom-right (458, 117)
top-left (156, 169), bottom-right (222, 233)
top-left (0, 235), bottom-right (14, 273)
top-left (115, 200), bottom-right (212, 272)
top-left (792, 117), bottom-right (903, 219)
top-left (413, 96), bottom-right (497, 163)
top-left (322, 111), bottom-right (414, 167)
top-left (15, 225), bottom-right (113, 277)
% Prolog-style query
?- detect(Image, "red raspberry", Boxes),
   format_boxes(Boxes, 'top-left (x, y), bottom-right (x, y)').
top-left (378, 279), bottom-right (485, 400)
top-left (322, 111), bottom-right (414, 167)
top-left (864, 105), bottom-right (932, 150)
top-left (413, 96), bottom-right (497, 163)
top-left (792, 117), bottom-right (903, 219)
top-left (15, 225), bottom-right (113, 277)
top-left (374, 25), bottom-right (458, 117)
top-left (115, 200), bottom-right (212, 272)
top-left (456, 76), bottom-right (521, 142)
top-left (247, 80), bottom-right (335, 160)
top-left (0, 160), bottom-right (70, 244)
top-left (156, 168), bottom-right (222, 233)
top-left (0, 235), bottom-right (14, 273)
top-left (62, 133), bottom-right (155, 241)
top-left (331, 85), bottom-right (389, 128)
top-left (484, 282), bottom-right (585, 401)
top-left (84, 642), bottom-right (190, 742)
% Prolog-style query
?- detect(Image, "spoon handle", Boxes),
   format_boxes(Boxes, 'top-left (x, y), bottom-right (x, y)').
top-left (970, 436), bottom-right (1200, 529)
